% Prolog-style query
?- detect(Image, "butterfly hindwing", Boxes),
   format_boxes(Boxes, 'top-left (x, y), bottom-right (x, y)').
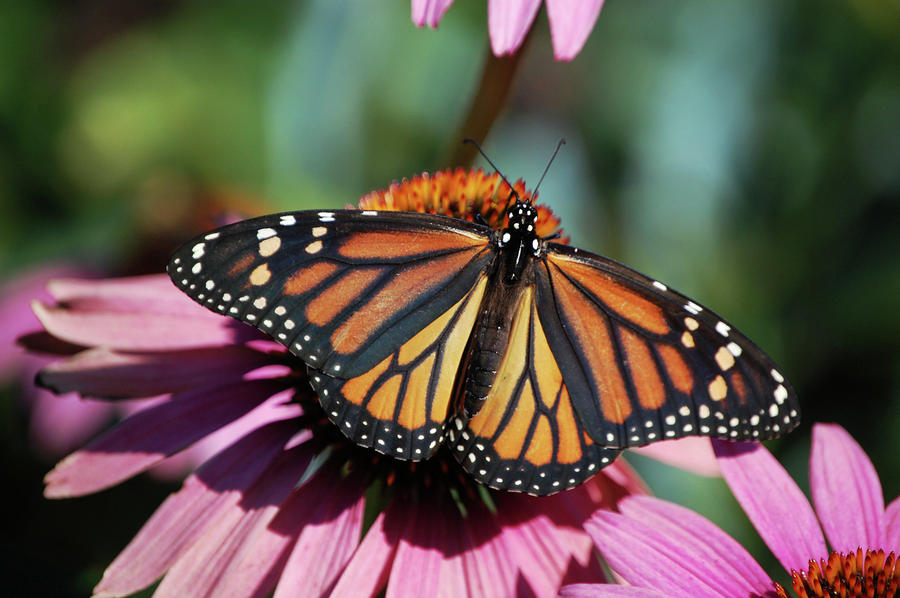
top-left (451, 285), bottom-right (622, 494)
top-left (536, 243), bottom-right (800, 449)
top-left (309, 274), bottom-right (489, 460)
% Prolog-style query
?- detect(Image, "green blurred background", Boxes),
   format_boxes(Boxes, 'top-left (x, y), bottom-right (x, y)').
top-left (1, 0), bottom-right (898, 595)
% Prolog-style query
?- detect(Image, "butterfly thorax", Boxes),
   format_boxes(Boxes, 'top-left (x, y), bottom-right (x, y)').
top-left (496, 200), bottom-right (541, 284)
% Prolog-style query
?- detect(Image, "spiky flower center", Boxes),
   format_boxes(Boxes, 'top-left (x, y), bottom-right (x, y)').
top-left (775, 549), bottom-right (899, 598)
top-left (357, 168), bottom-right (567, 242)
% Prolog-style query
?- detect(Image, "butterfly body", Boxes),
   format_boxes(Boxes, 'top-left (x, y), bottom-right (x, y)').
top-left (169, 194), bottom-right (800, 495)
top-left (462, 200), bottom-right (543, 418)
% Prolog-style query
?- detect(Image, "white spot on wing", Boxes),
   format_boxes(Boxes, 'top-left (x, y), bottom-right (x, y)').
top-left (257, 228), bottom-right (277, 240)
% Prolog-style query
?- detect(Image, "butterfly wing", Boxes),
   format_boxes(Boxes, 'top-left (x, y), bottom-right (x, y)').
top-left (451, 284), bottom-right (622, 495)
top-left (534, 243), bottom-right (800, 449)
top-left (168, 210), bottom-right (495, 458)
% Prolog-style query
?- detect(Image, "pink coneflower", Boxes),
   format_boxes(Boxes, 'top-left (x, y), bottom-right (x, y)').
top-left (412, 0), bottom-right (606, 61)
top-left (27, 171), bottom-right (708, 597)
top-left (569, 423), bottom-right (900, 597)
top-left (31, 274), bottom-right (639, 597)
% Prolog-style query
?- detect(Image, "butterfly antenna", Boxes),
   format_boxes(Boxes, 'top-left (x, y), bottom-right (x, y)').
top-left (531, 138), bottom-right (566, 202)
top-left (462, 138), bottom-right (521, 205)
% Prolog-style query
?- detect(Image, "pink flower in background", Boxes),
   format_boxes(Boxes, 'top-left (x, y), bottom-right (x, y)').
top-left (2, 267), bottom-right (232, 479)
top-left (1, 264), bottom-right (110, 458)
top-left (412, 0), bottom-right (606, 61)
top-left (30, 273), bottom-right (653, 597)
top-left (568, 423), bottom-right (900, 597)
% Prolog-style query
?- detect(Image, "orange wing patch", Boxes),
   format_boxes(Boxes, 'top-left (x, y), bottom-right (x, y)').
top-left (549, 254), bottom-right (669, 335)
top-left (549, 265), bottom-right (632, 424)
top-left (313, 275), bottom-right (487, 460)
top-left (329, 249), bottom-right (486, 354)
top-left (620, 326), bottom-right (666, 410)
top-left (338, 229), bottom-right (486, 259)
top-left (456, 289), bottom-right (622, 495)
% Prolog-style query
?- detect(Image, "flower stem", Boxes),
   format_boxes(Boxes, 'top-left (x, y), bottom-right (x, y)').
top-left (442, 37), bottom-right (531, 168)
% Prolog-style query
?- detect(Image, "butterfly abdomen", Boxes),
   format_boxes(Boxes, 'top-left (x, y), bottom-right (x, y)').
top-left (462, 258), bottom-right (535, 419)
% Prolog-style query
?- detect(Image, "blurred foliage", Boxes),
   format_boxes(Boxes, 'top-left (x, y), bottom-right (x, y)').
top-left (1, 0), bottom-right (898, 595)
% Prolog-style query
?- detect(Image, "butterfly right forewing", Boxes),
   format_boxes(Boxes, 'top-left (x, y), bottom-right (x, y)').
top-left (536, 244), bottom-right (800, 450)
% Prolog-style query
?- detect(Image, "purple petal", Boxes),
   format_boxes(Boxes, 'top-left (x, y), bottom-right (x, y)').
top-left (92, 421), bottom-right (302, 597)
top-left (586, 509), bottom-right (734, 597)
top-left (885, 495), bottom-right (900, 555)
top-left (27, 386), bottom-right (114, 457)
top-left (714, 439), bottom-right (828, 573)
top-left (460, 502), bottom-right (518, 595)
top-left (629, 437), bottom-right (720, 477)
top-left (46, 275), bottom-right (176, 303)
top-left (488, 0), bottom-right (541, 56)
top-left (151, 439), bottom-right (317, 598)
top-left (411, 0), bottom-right (455, 27)
top-left (545, 0), bottom-right (604, 61)
top-left (561, 584), bottom-right (674, 598)
top-left (493, 494), bottom-right (596, 596)
top-left (810, 423), bottom-right (885, 552)
top-left (31, 299), bottom-right (255, 351)
top-left (37, 345), bottom-right (272, 399)
top-left (386, 501), bottom-right (446, 598)
top-left (272, 472), bottom-right (366, 598)
top-left (44, 380), bottom-right (289, 497)
top-left (330, 508), bottom-right (397, 597)
top-left (0, 264), bottom-right (91, 377)
top-left (617, 496), bottom-right (772, 595)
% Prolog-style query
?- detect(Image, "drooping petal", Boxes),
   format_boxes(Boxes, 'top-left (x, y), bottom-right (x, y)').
top-left (459, 502), bottom-right (518, 595)
top-left (44, 380), bottom-right (289, 497)
top-left (330, 507), bottom-right (398, 597)
top-left (31, 299), bottom-right (256, 351)
top-left (27, 387), bottom-right (114, 457)
top-left (885, 495), bottom-right (900, 554)
top-left (810, 423), bottom-right (885, 552)
top-left (92, 421), bottom-right (303, 597)
top-left (46, 275), bottom-right (177, 304)
top-left (411, 0), bottom-right (455, 28)
top-left (0, 264), bottom-right (90, 377)
top-left (560, 584), bottom-right (673, 598)
top-left (617, 496), bottom-right (772, 595)
top-left (714, 440), bottom-right (828, 573)
top-left (629, 437), bottom-right (720, 477)
top-left (152, 439), bottom-right (316, 598)
top-left (37, 345), bottom-right (273, 399)
top-left (386, 500), bottom-right (449, 598)
top-left (586, 509), bottom-right (734, 597)
top-left (494, 493), bottom-right (599, 596)
top-left (272, 472), bottom-right (366, 598)
top-left (545, 0), bottom-right (605, 61)
top-left (488, 0), bottom-right (542, 57)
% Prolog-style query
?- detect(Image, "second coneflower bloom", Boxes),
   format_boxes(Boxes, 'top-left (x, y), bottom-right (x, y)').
top-left (569, 423), bottom-right (900, 598)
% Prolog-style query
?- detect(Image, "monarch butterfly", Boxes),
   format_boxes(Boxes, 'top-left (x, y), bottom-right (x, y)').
top-left (167, 168), bottom-right (799, 496)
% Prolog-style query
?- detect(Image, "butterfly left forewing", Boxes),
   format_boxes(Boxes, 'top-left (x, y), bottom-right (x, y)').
top-left (451, 284), bottom-right (622, 495)
top-left (537, 244), bottom-right (800, 449)
top-left (168, 210), bottom-right (497, 458)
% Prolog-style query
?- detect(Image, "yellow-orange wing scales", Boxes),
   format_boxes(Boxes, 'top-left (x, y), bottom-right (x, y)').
top-left (533, 244), bottom-right (801, 450)
top-left (451, 286), bottom-right (622, 494)
top-left (310, 275), bottom-right (487, 459)
top-left (168, 210), bottom-right (495, 458)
